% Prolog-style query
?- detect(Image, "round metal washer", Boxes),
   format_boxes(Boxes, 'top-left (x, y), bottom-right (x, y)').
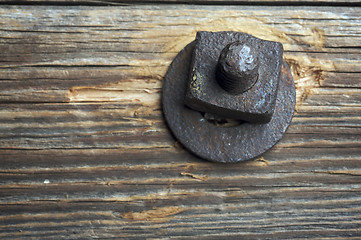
top-left (162, 42), bottom-right (296, 163)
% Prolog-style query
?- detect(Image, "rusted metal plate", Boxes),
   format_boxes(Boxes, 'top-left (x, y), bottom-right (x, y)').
top-left (162, 40), bottom-right (295, 163)
top-left (184, 31), bottom-right (283, 123)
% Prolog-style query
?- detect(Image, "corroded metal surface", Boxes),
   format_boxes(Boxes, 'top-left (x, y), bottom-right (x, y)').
top-left (162, 40), bottom-right (295, 163)
top-left (184, 32), bottom-right (283, 123)
top-left (217, 41), bottom-right (260, 95)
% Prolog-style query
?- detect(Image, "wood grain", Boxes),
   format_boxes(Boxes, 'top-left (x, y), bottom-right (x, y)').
top-left (0, 5), bottom-right (360, 239)
top-left (1, 0), bottom-right (361, 5)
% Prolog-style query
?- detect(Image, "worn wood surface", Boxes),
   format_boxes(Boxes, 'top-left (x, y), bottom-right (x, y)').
top-left (2, 0), bottom-right (361, 5)
top-left (0, 4), bottom-right (360, 239)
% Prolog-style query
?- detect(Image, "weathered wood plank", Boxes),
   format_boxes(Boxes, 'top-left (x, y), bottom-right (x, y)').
top-left (0, 6), bottom-right (360, 104)
top-left (1, 0), bottom-right (360, 4)
top-left (0, 5), bottom-right (360, 239)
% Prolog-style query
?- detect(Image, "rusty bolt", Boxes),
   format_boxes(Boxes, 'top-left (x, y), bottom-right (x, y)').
top-left (216, 41), bottom-right (259, 95)
top-left (162, 31), bottom-right (296, 163)
top-left (184, 31), bottom-right (283, 123)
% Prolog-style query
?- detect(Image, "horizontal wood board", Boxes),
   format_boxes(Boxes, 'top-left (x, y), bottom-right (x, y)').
top-left (1, 0), bottom-right (361, 5)
top-left (0, 5), bottom-right (360, 239)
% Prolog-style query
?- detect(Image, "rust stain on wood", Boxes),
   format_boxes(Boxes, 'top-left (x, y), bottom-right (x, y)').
top-left (121, 206), bottom-right (185, 223)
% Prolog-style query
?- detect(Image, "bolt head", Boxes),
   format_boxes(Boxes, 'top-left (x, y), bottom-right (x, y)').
top-left (217, 42), bottom-right (259, 94)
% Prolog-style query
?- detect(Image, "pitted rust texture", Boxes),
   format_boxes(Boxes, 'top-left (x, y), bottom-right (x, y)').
top-left (184, 31), bottom-right (283, 123)
top-left (162, 40), bottom-right (295, 163)
top-left (216, 41), bottom-right (260, 95)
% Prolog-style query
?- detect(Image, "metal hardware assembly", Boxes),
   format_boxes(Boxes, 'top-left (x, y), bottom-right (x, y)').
top-left (162, 31), bottom-right (296, 163)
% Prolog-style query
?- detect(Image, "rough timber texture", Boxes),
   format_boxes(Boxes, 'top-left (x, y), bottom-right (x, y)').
top-left (0, 5), bottom-right (360, 239)
top-left (2, 0), bottom-right (361, 5)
